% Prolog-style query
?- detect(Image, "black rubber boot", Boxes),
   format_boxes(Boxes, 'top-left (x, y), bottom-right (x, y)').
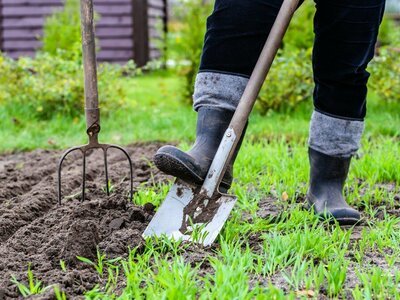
top-left (154, 107), bottom-right (244, 191)
top-left (307, 148), bottom-right (361, 225)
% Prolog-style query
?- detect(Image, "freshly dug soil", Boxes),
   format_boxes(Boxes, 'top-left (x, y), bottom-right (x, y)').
top-left (1, 144), bottom-right (399, 299)
top-left (0, 143), bottom-right (171, 299)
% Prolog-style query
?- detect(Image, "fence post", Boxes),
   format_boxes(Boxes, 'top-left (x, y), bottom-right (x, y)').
top-left (132, 0), bottom-right (149, 67)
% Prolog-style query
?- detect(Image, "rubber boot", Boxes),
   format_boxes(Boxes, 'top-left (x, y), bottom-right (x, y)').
top-left (154, 107), bottom-right (245, 191)
top-left (307, 147), bottom-right (361, 225)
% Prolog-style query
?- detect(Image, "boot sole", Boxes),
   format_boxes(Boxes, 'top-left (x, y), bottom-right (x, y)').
top-left (154, 152), bottom-right (204, 186)
top-left (307, 203), bottom-right (361, 226)
top-left (154, 152), bottom-right (232, 191)
top-left (323, 216), bottom-right (361, 226)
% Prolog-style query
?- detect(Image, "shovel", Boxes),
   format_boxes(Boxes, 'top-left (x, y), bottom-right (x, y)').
top-left (143, 0), bottom-right (300, 246)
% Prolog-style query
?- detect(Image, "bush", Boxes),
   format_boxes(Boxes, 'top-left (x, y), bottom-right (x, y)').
top-left (168, 0), bottom-right (213, 104)
top-left (0, 52), bottom-right (131, 121)
top-left (257, 49), bottom-right (313, 114)
top-left (283, 1), bottom-right (315, 51)
top-left (41, 0), bottom-right (82, 61)
top-left (256, 2), bottom-right (315, 113)
top-left (368, 47), bottom-right (400, 103)
top-left (378, 17), bottom-right (400, 47)
top-left (170, 0), bottom-right (314, 108)
top-left (0, 0), bottom-right (138, 121)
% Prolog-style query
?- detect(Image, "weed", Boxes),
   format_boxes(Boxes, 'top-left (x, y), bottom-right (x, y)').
top-left (53, 285), bottom-right (68, 300)
top-left (77, 248), bottom-right (121, 279)
top-left (324, 256), bottom-right (349, 297)
top-left (10, 264), bottom-right (48, 297)
top-left (59, 260), bottom-right (67, 272)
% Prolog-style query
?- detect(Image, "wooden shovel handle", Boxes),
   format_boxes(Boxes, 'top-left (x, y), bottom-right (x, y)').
top-left (230, 0), bottom-right (300, 136)
top-left (202, 0), bottom-right (300, 196)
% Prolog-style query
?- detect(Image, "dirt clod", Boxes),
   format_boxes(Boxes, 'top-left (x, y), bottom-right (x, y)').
top-left (62, 220), bottom-right (100, 265)
top-left (109, 217), bottom-right (125, 230)
top-left (143, 202), bottom-right (155, 213)
top-left (129, 208), bottom-right (147, 223)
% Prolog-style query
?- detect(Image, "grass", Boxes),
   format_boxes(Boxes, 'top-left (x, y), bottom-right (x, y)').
top-left (4, 70), bottom-right (400, 298)
top-left (1, 69), bottom-right (399, 153)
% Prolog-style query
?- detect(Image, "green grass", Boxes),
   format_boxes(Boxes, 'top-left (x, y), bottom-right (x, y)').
top-left (5, 70), bottom-right (400, 298)
top-left (1, 70), bottom-right (399, 153)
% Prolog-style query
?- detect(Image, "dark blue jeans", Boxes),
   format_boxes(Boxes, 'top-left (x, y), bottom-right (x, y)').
top-left (199, 0), bottom-right (386, 120)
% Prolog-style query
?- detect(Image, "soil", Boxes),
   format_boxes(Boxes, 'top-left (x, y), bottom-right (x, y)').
top-left (0, 143), bottom-right (171, 299)
top-left (180, 188), bottom-right (222, 234)
top-left (0, 144), bottom-right (399, 299)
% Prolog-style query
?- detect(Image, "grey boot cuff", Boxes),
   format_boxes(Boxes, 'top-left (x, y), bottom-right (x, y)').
top-left (308, 111), bottom-right (364, 158)
top-left (193, 72), bottom-right (249, 112)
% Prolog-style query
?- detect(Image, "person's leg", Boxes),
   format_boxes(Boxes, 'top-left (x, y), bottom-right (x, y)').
top-left (155, 0), bottom-right (284, 190)
top-left (308, 0), bottom-right (386, 224)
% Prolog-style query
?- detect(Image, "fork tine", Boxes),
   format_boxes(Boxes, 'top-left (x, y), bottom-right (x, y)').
top-left (109, 145), bottom-right (134, 201)
top-left (104, 148), bottom-right (110, 196)
top-left (58, 144), bottom-right (133, 204)
top-left (57, 147), bottom-right (82, 205)
top-left (81, 151), bottom-right (87, 202)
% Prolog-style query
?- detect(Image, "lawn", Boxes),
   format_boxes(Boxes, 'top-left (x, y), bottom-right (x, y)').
top-left (1, 70), bottom-right (400, 298)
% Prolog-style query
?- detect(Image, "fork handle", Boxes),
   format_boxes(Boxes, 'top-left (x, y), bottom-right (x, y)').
top-left (80, 0), bottom-right (100, 137)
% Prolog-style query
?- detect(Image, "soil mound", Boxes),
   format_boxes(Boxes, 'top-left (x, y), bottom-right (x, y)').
top-left (0, 143), bottom-right (170, 299)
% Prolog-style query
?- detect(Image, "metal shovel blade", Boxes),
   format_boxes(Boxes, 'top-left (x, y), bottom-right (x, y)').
top-left (142, 179), bottom-right (237, 246)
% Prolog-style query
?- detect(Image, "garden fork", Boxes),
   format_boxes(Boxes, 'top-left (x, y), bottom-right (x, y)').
top-left (57, 0), bottom-right (133, 205)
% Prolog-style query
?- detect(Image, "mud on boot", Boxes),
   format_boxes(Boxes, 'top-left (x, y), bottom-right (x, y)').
top-left (307, 147), bottom-right (361, 225)
top-left (154, 107), bottom-right (244, 191)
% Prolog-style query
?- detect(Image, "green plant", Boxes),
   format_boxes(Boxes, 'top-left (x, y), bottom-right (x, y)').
top-left (378, 16), bottom-right (400, 47)
top-left (187, 218), bottom-right (210, 244)
top-left (369, 47), bottom-right (400, 103)
top-left (77, 248), bottom-right (121, 278)
top-left (59, 260), bottom-right (67, 272)
top-left (324, 257), bottom-right (349, 297)
top-left (53, 286), bottom-right (68, 300)
top-left (133, 183), bottom-right (171, 207)
top-left (102, 180), bottom-right (115, 194)
top-left (353, 267), bottom-right (400, 299)
top-left (0, 52), bottom-right (130, 120)
top-left (168, 0), bottom-right (213, 103)
top-left (10, 264), bottom-right (48, 297)
top-left (77, 249), bottom-right (107, 277)
top-left (257, 48), bottom-right (313, 114)
top-left (41, 0), bottom-right (82, 61)
top-left (283, 1), bottom-right (315, 51)
top-left (282, 259), bottom-right (310, 291)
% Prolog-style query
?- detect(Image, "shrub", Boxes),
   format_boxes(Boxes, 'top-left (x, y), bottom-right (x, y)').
top-left (368, 47), bottom-right (400, 103)
top-left (283, 1), bottom-right (315, 51)
top-left (0, 0), bottom-right (138, 121)
top-left (170, 0), bottom-right (314, 108)
top-left (257, 48), bottom-right (313, 114)
top-left (378, 16), bottom-right (400, 47)
top-left (256, 2), bottom-right (315, 114)
top-left (168, 0), bottom-right (213, 104)
top-left (0, 52), bottom-right (131, 121)
top-left (41, 0), bottom-right (82, 61)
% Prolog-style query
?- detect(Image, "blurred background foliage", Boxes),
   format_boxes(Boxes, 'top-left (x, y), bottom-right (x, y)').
top-left (0, 0), bottom-right (136, 121)
top-left (167, 0), bottom-right (400, 113)
top-left (166, 0), bottom-right (213, 104)
top-left (41, 0), bottom-right (82, 61)
top-left (0, 0), bottom-right (399, 121)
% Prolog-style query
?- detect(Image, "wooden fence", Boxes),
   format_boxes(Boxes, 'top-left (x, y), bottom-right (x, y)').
top-left (0, 0), bottom-right (168, 65)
